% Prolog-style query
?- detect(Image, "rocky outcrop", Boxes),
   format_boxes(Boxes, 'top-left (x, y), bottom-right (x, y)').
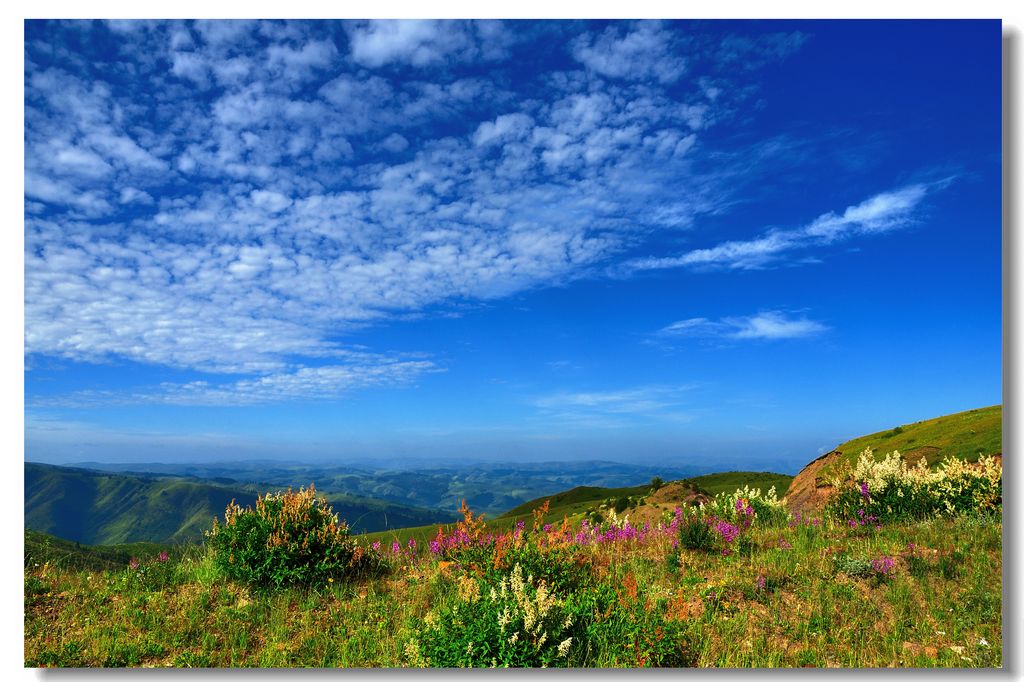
top-left (782, 450), bottom-right (844, 516)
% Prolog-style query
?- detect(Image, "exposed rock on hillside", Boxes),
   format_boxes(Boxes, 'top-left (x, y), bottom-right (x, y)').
top-left (782, 450), bottom-right (844, 516)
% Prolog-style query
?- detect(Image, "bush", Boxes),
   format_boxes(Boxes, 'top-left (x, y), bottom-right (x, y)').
top-left (708, 485), bottom-right (790, 529)
top-left (677, 511), bottom-right (716, 552)
top-left (206, 485), bottom-right (379, 588)
top-left (413, 564), bottom-right (577, 668)
top-left (566, 580), bottom-right (695, 667)
top-left (828, 449), bottom-right (1002, 522)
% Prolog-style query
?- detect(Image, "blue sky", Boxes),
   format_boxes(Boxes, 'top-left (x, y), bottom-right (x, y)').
top-left (23, 19), bottom-right (1002, 472)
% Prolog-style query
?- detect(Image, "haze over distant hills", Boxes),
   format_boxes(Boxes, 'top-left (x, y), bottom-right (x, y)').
top-left (57, 459), bottom-right (703, 518)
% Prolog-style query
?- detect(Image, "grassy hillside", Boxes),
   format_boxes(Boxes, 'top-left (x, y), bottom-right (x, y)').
top-left (815, 405), bottom-right (1002, 484)
top-left (24, 509), bottom-right (1002, 668)
top-left (24, 529), bottom-right (178, 573)
top-left (498, 483), bottom-right (653, 519)
top-left (681, 472), bottom-right (793, 498)
top-left (25, 463), bottom-right (458, 545)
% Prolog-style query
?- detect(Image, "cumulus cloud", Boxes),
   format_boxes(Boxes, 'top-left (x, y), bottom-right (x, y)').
top-left (345, 20), bottom-right (501, 68)
top-left (22, 20), bottom-right (837, 404)
top-left (572, 21), bottom-right (686, 84)
top-left (659, 311), bottom-right (828, 340)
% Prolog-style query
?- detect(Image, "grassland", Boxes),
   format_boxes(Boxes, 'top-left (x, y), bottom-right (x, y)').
top-left (23, 510), bottom-right (1001, 668)
top-left (817, 405), bottom-right (1001, 482)
top-left (682, 472), bottom-right (794, 498)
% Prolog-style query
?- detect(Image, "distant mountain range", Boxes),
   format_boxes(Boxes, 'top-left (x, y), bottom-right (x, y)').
top-left (24, 462), bottom-right (460, 545)
top-left (63, 459), bottom-right (704, 517)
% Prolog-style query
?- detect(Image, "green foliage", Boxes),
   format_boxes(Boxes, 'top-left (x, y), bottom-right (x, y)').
top-left (677, 510), bottom-right (716, 552)
top-left (827, 451), bottom-right (1002, 523)
top-left (206, 486), bottom-right (381, 588)
top-left (832, 554), bottom-right (873, 579)
top-left (414, 564), bottom-right (578, 668)
top-left (566, 581), bottom-right (695, 667)
top-left (650, 477), bottom-right (664, 491)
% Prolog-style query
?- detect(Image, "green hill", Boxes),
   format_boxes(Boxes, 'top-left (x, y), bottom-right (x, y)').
top-left (816, 405), bottom-right (1002, 484)
top-left (24, 529), bottom-right (179, 572)
top-left (498, 483), bottom-right (653, 519)
top-left (25, 463), bottom-right (459, 545)
top-left (681, 471), bottom-right (793, 497)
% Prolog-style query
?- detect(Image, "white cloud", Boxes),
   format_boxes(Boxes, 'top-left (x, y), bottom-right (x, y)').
top-left (346, 20), bottom-right (467, 68)
top-left (629, 183), bottom-right (939, 271)
top-left (533, 385), bottom-right (696, 428)
top-left (659, 311), bottom-right (828, 340)
top-left (22, 20), bottom-right (834, 405)
top-left (572, 21), bottom-right (686, 84)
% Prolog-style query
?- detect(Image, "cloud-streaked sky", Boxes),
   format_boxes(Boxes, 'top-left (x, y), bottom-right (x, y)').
top-left (24, 19), bottom-right (1001, 472)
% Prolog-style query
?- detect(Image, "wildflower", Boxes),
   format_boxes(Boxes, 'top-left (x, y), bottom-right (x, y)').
top-left (128, 557), bottom-right (140, 570)
top-left (859, 481), bottom-right (870, 501)
top-left (557, 637), bottom-right (573, 657)
top-left (371, 541), bottom-right (381, 551)
top-left (755, 575), bottom-right (766, 592)
top-left (158, 551), bottom-right (169, 563)
top-left (870, 556), bottom-right (896, 576)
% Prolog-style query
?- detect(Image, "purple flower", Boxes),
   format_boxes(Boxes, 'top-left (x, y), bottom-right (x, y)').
top-left (543, 523), bottom-right (552, 533)
top-left (871, 556), bottom-right (896, 576)
top-left (755, 575), bottom-right (766, 592)
top-left (713, 520), bottom-right (740, 544)
top-left (778, 538), bottom-right (793, 550)
top-left (157, 551), bottom-right (169, 563)
top-left (859, 481), bottom-right (870, 500)
top-left (128, 557), bottom-right (140, 570)
top-left (371, 541), bottom-right (381, 551)
top-left (391, 540), bottom-right (401, 554)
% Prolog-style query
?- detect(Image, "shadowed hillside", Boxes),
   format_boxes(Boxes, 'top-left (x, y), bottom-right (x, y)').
top-left (25, 463), bottom-right (459, 545)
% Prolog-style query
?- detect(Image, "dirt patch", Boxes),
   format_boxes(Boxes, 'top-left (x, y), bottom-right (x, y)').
top-left (626, 482), bottom-right (711, 528)
top-left (648, 482), bottom-right (710, 507)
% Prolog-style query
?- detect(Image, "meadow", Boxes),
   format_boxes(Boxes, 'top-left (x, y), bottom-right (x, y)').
top-left (23, 450), bottom-right (1002, 669)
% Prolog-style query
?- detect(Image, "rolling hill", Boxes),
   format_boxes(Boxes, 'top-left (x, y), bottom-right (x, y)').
top-left (784, 405), bottom-right (1002, 513)
top-left (25, 463), bottom-right (459, 545)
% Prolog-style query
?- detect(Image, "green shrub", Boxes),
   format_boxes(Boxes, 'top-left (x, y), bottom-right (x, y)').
top-left (205, 485), bottom-right (380, 588)
top-left (566, 580), bottom-right (695, 667)
top-left (413, 564), bottom-right (578, 668)
top-left (677, 511), bottom-right (716, 552)
top-left (828, 450), bottom-right (1002, 522)
top-left (832, 554), bottom-right (873, 579)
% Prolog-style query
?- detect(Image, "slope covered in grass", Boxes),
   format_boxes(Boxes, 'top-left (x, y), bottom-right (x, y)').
top-left (25, 463), bottom-right (458, 545)
top-left (681, 472), bottom-right (793, 498)
top-left (814, 405), bottom-right (1001, 486)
